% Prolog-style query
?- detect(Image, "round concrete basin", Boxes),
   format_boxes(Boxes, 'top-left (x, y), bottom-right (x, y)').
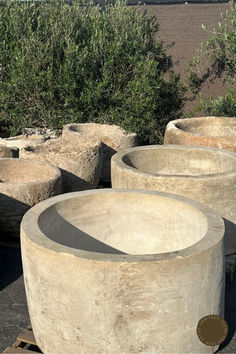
top-left (0, 158), bottom-right (61, 236)
top-left (21, 189), bottom-right (225, 353)
top-left (164, 117), bottom-right (236, 152)
top-left (111, 145), bottom-right (236, 255)
top-left (62, 123), bottom-right (137, 181)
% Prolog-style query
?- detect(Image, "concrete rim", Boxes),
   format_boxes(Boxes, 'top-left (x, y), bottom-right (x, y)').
top-left (166, 116), bottom-right (236, 137)
top-left (21, 188), bottom-right (224, 263)
top-left (63, 122), bottom-right (137, 138)
top-left (0, 158), bottom-right (61, 186)
top-left (111, 144), bottom-right (236, 179)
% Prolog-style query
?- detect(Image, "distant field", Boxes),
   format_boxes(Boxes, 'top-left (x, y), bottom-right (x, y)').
top-left (138, 3), bottom-right (230, 114)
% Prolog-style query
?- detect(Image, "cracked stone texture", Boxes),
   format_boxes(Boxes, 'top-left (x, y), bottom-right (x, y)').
top-left (20, 136), bottom-right (103, 192)
top-left (62, 123), bottom-right (137, 182)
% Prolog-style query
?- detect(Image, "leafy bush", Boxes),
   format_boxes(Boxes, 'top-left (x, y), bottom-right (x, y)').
top-left (195, 90), bottom-right (236, 116)
top-left (187, 2), bottom-right (236, 116)
top-left (0, 0), bottom-right (185, 142)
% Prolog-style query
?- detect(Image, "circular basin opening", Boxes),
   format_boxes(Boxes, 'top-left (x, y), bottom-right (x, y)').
top-left (0, 159), bottom-right (59, 183)
top-left (68, 123), bottom-right (130, 138)
top-left (38, 191), bottom-right (208, 255)
top-left (122, 146), bottom-right (236, 176)
top-left (176, 117), bottom-right (236, 137)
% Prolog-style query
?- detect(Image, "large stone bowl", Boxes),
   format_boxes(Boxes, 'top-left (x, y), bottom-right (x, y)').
top-left (164, 117), bottom-right (236, 152)
top-left (111, 145), bottom-right (236, 255)
top-left (21, 189), bottom-right (225, 354)
top-left (20, 136), bottom-right (102, 192)
top-left (62, 123), bottom-right (137, 181)
top-left (0, 158), bottom-right (61, 236)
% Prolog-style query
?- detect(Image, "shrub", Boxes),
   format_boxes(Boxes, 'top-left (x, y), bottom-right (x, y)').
top-left (187, 2), bottom-right (236, 116)
top-left (0, 0), bottom-right (185, 142)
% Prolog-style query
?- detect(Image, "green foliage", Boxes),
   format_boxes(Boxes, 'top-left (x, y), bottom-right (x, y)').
top-left (187, 2), bottom-right (236, 116)
top-left (0, 0), bottom-right (185, 142)
top-left (196, 90), bottom-right (236, 117)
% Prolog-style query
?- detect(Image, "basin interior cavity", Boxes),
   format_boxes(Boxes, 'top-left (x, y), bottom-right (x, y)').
top-left (38, 192), bottom-right (208, 255)
top-left (68, 123), bottom-right (127, 138)
top-left (122, 147), bottom-right (236, 176)
top-left (0, 159), bottom-right (57, 183)
top-left (176, 117), bottom-right (236, 137)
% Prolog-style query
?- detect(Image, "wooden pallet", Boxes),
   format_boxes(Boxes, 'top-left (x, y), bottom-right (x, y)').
top-left (3, 327), bottom-right (42, 354)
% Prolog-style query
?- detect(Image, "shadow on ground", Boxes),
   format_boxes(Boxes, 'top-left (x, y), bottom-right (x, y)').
top-left (217, 275), bottom-right (236, 353)
top-left (0, 246), bottom-right (23, 291)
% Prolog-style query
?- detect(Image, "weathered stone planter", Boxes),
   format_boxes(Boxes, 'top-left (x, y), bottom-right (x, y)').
top-left (0, 158), bottom-right (61, 236)
top-left (21, 189), bottom-right (224, 353)
top-left (20, 136), bottom-right (102, 192)
top-left (164, 117), bottom-right (236, 152)
top-left (62, 123), bottom-right (137, 181)
top-left (0, 134), bottom-right (46, 152)
top-left (111, 145), bottom-right (236, 255)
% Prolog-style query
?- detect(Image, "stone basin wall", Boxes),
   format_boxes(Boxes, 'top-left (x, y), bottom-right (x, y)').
top-left (62, 123), bottom-right (137, 182)
top-left (21, 189), bottom-right (225, 353)
top-left (164, 117), bottom-right (236, 152)
top-left (0, 158), bottom-right (61, 236)
top-left (111, 145), bottom-right (236, 255)
top-left (20, 136), bottom-right (103, 192)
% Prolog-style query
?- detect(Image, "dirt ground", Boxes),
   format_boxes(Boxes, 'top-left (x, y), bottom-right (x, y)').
top-left (138, 3), bottom-right (230, 114)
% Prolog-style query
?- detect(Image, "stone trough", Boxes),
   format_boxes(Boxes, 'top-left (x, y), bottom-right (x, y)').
top-left (164, 116), bottom-right (236, 152)
top-left (62, 123), bottom-right (137, 181)
top-left (20, 136), bottom-right (102, 192)
top-left (111, 145), bottom-right (236, 255)
top-left (0, 158), bottom-right (61, 236)
top-left (21, 189), bottom-right (225, 353)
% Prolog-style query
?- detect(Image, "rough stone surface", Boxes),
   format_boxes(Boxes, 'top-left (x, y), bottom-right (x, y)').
top-left (164, 117), bottom-right (236, 152)
top-left (0, 134), bottom-right (46, 151)
top-left (21, 189), bottom-right (224, 353)
top-left (0, 144), bottom-right (19, 158)
top-left (62, 123), bottom-right (137, 181)
top-left (0, 158), bottom-right (62, 236)
top-left (111, 145), bottom-right (236, 256)
top-left (20, 136), bottom-right (102, 192)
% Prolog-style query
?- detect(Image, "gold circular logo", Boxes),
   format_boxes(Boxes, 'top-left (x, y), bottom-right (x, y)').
top-left (197, 315), bottom-right (228, 346)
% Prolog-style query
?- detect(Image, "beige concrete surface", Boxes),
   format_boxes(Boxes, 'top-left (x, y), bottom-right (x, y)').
top-left (21, 189), bottom-right (224, 353)
top-left (20, 135), bottom-right (102, 192)
top-left (164, 117), bottom-right (236, 152)
top-left (0, 158), bottom-right (61, 236)
top-left (111, 145), bottom-right (236, 255)
top-left (0, 134), bottom-right (46, 151)
top-left (62, 123), bottom-right (137, 181)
